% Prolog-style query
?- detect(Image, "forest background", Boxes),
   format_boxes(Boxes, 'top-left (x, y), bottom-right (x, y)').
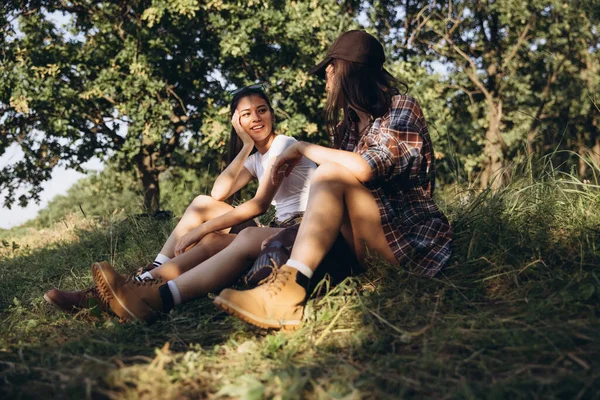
top-left (0, 1), bottom-right (599, 399)
top-left (2, 0), bottom-right (598, 219)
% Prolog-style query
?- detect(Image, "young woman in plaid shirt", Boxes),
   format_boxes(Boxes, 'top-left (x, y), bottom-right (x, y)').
top-left (214, 30), bottom-right (453, 330)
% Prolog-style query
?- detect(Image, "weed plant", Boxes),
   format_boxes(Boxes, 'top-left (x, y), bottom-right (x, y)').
top-left (0, 156), bottom-right (598, 399)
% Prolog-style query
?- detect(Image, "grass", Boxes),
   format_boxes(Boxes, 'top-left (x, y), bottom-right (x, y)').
top-left (0, 159), bottom-right (599, 399)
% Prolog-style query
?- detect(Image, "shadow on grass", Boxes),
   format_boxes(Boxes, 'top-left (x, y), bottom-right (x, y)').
top-left (2, 175), bottom-right (599, 399)
top-left (209, 181), bottom-right (600, 399)
top-left (0, 215), bottom-right (241, 399)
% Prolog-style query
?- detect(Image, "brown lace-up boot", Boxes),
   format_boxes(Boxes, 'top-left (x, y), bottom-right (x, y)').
top-left (44, 287), bottom-right (108, 313)
top-left (214, 265), bottom-right (309, 330)
top-left (92, 262), bottom-right (164, 323)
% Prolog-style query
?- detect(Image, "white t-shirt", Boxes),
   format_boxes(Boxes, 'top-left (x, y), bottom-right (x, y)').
top-left (243, 135), bottom-right (316, 222)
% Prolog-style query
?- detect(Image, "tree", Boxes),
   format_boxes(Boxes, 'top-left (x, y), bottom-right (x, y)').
top-left (1, 0), bottom-right (225, 211)
top-left (1, 0), bottom-right (360, 212)
top-left (405, 0), bottom-right (599, 188)
top-left (521, 1), bottom-right (600, 177)
top-left (188, 0), bottom-right (360, 166)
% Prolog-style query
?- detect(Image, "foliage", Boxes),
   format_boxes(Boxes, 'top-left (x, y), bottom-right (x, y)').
top-left (0, 0), bottom-right (358, 212)
top-left (0, 157), bottom-right (599, 398)
top-left (1, 1), bottom-right (598, 214)
top-left (363, 0), bottom-right (600, 188)
top-left (1, 0), bottom-right (218, 210)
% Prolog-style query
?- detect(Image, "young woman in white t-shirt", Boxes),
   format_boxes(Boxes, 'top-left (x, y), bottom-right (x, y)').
top-left (44, 86), bottom-right (316, 318)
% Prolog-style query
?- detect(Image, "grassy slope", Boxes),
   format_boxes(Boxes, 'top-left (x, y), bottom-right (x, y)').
top-left (0, 168), bottom-right (599, 399)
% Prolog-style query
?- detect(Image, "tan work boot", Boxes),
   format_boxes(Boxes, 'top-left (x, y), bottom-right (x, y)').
top-left (214, 265), bottom-right (309, 330)
top-left (92, 262), bottom-right (164, 323)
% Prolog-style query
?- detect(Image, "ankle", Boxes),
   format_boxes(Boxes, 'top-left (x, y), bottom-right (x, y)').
top-left (134, 271), bottom-right (154, 282)
top-left (158, 284), bottom-right (173, 313)
top-left (286, 259), bottom-right (314, 279)
top-left (153, 253), bottom-right (171, 268)
top-left (158, 281), bottom-right (182, 313)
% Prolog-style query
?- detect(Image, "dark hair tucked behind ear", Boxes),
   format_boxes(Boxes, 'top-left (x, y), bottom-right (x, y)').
top-left (325, 59), bottom-right (408, 148)
top-left (226, 87), bottom-right (275, 164)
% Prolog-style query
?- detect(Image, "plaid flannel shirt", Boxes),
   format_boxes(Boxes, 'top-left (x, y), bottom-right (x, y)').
top-left (340, 95), bottom-right (453, 277)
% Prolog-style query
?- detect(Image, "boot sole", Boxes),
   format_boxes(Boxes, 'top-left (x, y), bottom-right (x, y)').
top-left (213, 296), bottom-right (301, 331)
top-left (92, 263), bottom-right (152, 322)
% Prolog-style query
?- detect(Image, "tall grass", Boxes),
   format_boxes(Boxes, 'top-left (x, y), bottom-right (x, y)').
top-left (0, 155), bottom-right (598, 399)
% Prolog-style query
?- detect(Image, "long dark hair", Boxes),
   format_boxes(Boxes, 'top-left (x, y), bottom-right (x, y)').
top-left (325, 59), bottom-right (407, 148)
top-left (226, 87), bottom-right (275, 164)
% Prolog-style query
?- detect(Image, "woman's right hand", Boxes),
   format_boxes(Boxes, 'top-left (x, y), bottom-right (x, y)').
top-left (271, 142), bottom-right (303, 186)
top-left (231, 110), bottom-right (254, 147)
top-left (174, 226), bottom-right (205, 256)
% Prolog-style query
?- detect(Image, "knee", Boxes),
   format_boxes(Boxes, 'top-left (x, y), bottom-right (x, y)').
top-left (233, 227), bottom-right (263, 253)
top-left (197, 232), bottom-right (221, 245)
top-left (235, 227), bottom-right (262, 245)
top-left (312, 162), bottom-right (353, 186)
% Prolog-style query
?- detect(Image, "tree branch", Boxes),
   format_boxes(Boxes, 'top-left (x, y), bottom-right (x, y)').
top-left (166, 85), bottom-right (188, 116)
top-left (446, 84), bottom-right (480, 108)
top-left (430, 28), bottom-right (492, 101)
top-left (502, 19), bottom-right (533, 70)
top-left (407, 4), bottom-right (435, 47)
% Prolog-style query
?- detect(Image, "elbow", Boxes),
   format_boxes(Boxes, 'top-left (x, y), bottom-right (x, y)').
top-left (251, 199), bottom-right (269, 216)
top-left (256, 203), bottom-right (269, 216)
top-left (211, 175), bottom-right (234, 201)
top-left (210, 188), bottom-right (227, 202)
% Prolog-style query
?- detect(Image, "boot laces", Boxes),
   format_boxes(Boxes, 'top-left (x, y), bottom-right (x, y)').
top-left (262, 268), bottom-right (291, 296)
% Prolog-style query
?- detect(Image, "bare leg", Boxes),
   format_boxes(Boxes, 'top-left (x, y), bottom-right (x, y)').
top-left (173, 227), bottom-right (284, 302)
top-left (45, 197), bottom-right (236, 315)
top-left (211, 164), bottom-right (396, 330)
top-left (289, 162), bottom-right (396, 270)
top-left (151, 233), bottom-right (237, 281)
top-left (159, 195), bottom-right (235, 258)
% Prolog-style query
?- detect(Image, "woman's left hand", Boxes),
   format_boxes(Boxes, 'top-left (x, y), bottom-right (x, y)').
top-left (271, 142), bottom-right (304, 185)
top-left (231, 110), bottom-right (254, 147)
top-left (174, 226), bottom-right (206, 256)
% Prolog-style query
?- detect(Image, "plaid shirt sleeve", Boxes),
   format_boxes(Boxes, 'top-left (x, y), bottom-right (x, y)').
top-left (359, 97), bottom-right (426, 185)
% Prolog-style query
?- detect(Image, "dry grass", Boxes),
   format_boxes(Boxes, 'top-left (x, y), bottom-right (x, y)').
top-left (1, 160), bottom-right (599, 399)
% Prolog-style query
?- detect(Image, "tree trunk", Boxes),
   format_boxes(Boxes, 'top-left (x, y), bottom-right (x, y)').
top-left (140, 167), bottom-right (160, 213)
top-left (480, 101), bottom-right (505, 190)
top-left (136, 132), bottom-right (161, 213)
top-left (591, 136), bottom-right (600, 171)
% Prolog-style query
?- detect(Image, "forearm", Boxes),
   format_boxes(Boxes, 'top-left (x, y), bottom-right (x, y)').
top-left (199, 200), bottom-right (265, 236)
top-left (296, 141), bottom-right (373, 182)
top-left (211, 144), bottom-right (253, 199)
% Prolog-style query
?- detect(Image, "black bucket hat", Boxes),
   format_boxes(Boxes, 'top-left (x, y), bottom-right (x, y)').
top-left (309, 30), bottom-right (386, 78)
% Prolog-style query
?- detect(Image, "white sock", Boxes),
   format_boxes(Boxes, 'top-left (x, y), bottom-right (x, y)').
top-left (134, 271), bottom-right (154, 282)
top-left (153, 253), bottom-right (170, 268)
top-left (167, 280), bottom-right (182, 306)
top-left (286, 259), bottom-right (313, 279)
